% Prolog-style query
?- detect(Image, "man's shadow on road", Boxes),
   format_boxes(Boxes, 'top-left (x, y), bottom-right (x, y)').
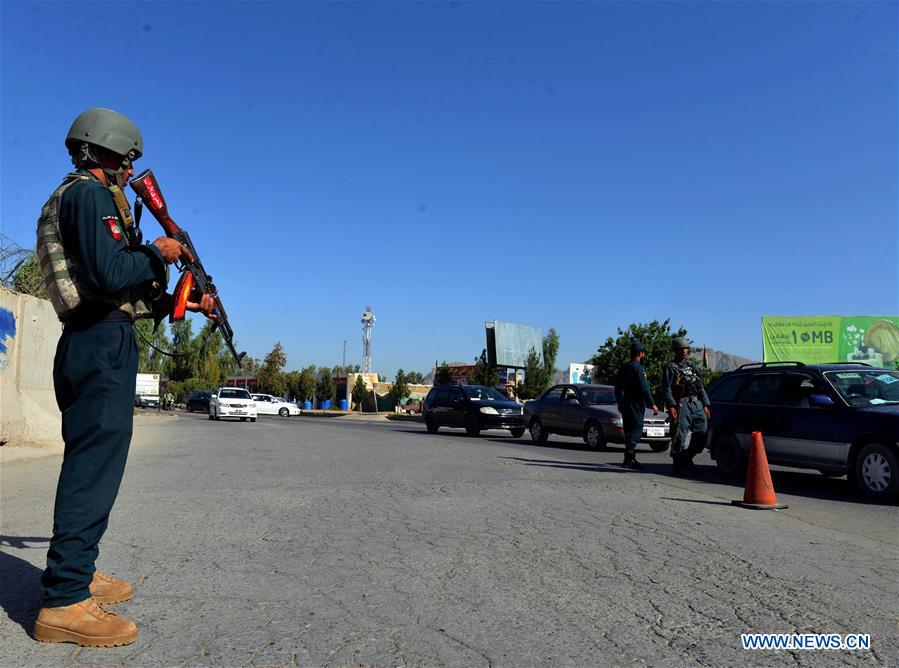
top-left (500, 456), bottom-right (671, 475)
top-left (0, 536), bottom-right (48, 634)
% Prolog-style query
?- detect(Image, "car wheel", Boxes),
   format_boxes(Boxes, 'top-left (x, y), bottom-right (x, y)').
top-left (713, 433), bottom-right (744, 477)
top-left (464, 414), bottom-right (480, 436)
top-left (530, 418), bottom-right (548, 443)
top-left (208, 412), bottom-right (214, 421)
top-left (584, 422), bottom-right (606, 450)
top-left (241, 417), bottom-right (247, 422)
top-left (408, 409), bottom-right (416, 415)
top-left (250, 417), bottom-right (257, 423)
top-left (855, 443), bottom-right (898, 501)
top-left (425, 416), bottom-right (439, 434)
top-left (279, 407), bottom-right (289, 417)
top-left (510, 428), bottom-right (525, 438)
top-left (649, 442), bottom-right (670, 453)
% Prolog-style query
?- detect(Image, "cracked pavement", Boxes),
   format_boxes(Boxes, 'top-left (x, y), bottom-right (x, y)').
top-left (1, 413), bottom-right (896, 666)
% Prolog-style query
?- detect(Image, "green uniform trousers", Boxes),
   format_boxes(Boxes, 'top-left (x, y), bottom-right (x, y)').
top-left (41, 321), bottom-right (137, 607)
top-left (670, 397), bottom-right (707, 457)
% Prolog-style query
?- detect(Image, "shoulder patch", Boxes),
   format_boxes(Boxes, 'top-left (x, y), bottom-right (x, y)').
top-left (102, 215), bottom-right (123, 241)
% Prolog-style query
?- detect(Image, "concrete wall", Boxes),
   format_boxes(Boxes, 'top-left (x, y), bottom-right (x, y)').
top-left (0, 287), bottom-right (63, 448)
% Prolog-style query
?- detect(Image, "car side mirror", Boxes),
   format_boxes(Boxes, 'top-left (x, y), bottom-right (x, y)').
top-left (809, 394), bottom-right (834, 408)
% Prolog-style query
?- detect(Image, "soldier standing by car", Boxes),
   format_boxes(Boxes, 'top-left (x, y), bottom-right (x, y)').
top-left (33, 108), bottom-right (216, 647)
top-left (614, 342), bottom-right (659, 470)
top-left (661, 336), bottom-right (711, 476)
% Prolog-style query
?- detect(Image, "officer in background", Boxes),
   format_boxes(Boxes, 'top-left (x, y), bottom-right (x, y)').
top-left (661, 336), bottom-right (711, 476)
top-left (33, 108), bottom-right (215, 647)
top-left (614, 342), bottom-right (659, 470)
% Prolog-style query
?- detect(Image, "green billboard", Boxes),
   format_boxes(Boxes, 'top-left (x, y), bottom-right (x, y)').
top-left (762, 316), bottom-right (899, 367)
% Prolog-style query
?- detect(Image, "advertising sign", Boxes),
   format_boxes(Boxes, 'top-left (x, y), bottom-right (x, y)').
top-left (569, 363), bottom-right (595, 384)
top-left (762, 316), bottom-right (899, 366)
top-left (485, 321), bottom-right (542, 368)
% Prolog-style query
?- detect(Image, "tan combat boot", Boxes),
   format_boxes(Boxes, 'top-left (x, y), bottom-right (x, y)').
top-left (89, 570), bottom-right (133, 604)
top-left (33, 597), bottom-right (137, 647)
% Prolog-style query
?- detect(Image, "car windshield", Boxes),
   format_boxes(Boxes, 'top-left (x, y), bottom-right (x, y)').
top-left (824, 370), bottom-right (899, 406)
top-left (463, 386), bottom-right (508, 401)
top-left (579, 387), bottom-right (617, 405)
top-left (220, 389), bottom-right (252, 399)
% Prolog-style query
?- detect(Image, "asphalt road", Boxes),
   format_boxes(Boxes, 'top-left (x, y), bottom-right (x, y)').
top-left (1, 413), bottom-right (896, 666)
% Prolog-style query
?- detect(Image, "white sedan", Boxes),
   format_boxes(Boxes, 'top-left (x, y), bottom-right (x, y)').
top-left (252, 394), bottom-right (302, 417)
top-left (209, 387), bottom-right (257, 422)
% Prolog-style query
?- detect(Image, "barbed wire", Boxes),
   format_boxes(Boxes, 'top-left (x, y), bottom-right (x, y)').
top-left (0, 234), bottom-right (45, 296)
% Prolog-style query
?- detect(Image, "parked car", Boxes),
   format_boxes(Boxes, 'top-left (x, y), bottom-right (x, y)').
top-left (423, 385), bottom-right (526, 436)
top-left (209, 387), bottom-right (257, 422)
top-left (252, 393), bottom-right (301, 417)
top-left (185, 390), bottom-right (213, 413)
top-left (707, 362), bottom-right (899, 501)
top-left (134, 393), bottom-right (159, 409)
top-left (523, 384), bottom-right (670, 451)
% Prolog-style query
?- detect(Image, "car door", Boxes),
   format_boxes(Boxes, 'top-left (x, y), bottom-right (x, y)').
top-left (448, 387), bottom-right (467, 427)
top-left (732, 373), bottom-right (783, 455)
top-left (771, 372), bottom-right (846, 468)
top-left (430, 387), bottom-right (452, 426)
top-left (539, 386), bottom-right (564, 430)
top-left (556, 386), bottom-right (586, 436)
top-left (254, 395), bottom-right (272, 415)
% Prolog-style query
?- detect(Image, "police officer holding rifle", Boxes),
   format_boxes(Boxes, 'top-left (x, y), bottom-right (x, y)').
top-left (33, 108), bottom-right (217, 647)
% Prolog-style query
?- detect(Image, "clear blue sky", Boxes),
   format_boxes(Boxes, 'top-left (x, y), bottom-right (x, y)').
top-left (2, 1), bottom-right (896, 376)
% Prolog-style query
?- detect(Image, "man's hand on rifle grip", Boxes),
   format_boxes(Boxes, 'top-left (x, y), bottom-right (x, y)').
top-left (153, 237), bottom-right (194, 264)
top-left (186, 292), bottom-right (218, 321)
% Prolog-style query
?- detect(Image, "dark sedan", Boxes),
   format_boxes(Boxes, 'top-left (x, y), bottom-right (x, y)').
top-left (423, 385), bottom-right (526, 437)
top-left (708, 363), bottom-right (899, 501)
top-left (523, 384), bottom-right (670, 451)
top-left (185, 390), bottom-right (213, 413)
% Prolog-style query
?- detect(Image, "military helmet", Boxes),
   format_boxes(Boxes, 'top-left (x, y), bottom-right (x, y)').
top-left (65, 108), bottom-right (143, 160)
top-left (671, 336), bottom-right (690, 351)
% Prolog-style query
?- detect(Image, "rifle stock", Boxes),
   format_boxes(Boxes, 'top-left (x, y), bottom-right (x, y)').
top-left (130, 169), bottom-right (246, 367)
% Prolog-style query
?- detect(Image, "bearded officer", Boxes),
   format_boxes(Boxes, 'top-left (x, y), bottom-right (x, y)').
top-left (661, 336), bottom-right (711, 476)
top-left (33, 108), bottom-right (215, 647)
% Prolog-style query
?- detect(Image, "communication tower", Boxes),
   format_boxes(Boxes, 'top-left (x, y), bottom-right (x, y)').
top-left (361, 307), bottom-right (375, 373)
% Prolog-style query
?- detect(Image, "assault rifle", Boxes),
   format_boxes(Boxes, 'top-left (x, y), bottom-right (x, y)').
top-left (130, 170), bottom-right (246, 367)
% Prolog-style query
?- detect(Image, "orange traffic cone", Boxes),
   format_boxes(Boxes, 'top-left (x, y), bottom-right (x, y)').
top-left (731, 431), bottom-right (788, 510)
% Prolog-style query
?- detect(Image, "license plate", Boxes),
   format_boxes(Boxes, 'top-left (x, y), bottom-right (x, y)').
top-left (646, 427), bottom-right (665, 437)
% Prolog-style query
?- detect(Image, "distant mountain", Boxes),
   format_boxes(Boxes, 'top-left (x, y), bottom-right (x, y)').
top-left (693, 348), bottom-right (757, 372)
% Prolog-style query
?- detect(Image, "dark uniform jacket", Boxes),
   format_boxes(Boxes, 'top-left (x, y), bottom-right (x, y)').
top-left (615, 359), bottom-right (656, 408)
top-left (59, 171), bottom-right (167, 319)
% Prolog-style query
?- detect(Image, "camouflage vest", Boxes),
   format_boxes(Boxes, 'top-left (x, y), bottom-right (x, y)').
top-left (36, 172), bottom-right (153, 321)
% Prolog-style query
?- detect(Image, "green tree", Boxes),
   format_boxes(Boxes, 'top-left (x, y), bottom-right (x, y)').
top-left (516, 347), bottom-right (548, 400)
top-left (405, 371), bottom-right (426, 384)
top-left (587, 319), bottom-right (687, 402)
top-left (435, 361), bottom-right (452, 385)
top-left (390, 369), bottom-right (410, 406)
top-left (296, 365), bottom-right (317, 403)
top-left (351, 374), bottom-right (369, 410)
top-left (10, 254), bottom-right (48, 299)
top-left (542, 327), bottom-right (560, 384)
top-left (196, 321), bottom-right (237, 389)
top-left (168, 319), bottom-right (198, 381)
top-left (256, 342), bottom-right (288, 396)
top-left (470, 349), bottom-right (499, 387)
top-left (135, 319), bottom-right (171, 375)
top-left (316, 366), bottom-right (334, 406)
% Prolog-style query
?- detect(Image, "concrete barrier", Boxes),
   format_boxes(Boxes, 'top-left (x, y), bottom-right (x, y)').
top-left (0, 287), bottom-right (63, 450)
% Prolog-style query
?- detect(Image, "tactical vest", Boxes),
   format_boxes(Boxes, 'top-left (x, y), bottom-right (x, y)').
top-left (36, 172), bottom-right (153, 321)
top-left (671, 361), bottom-right (703, 399)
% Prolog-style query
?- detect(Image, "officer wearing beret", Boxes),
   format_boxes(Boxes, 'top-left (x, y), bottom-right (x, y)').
top-left (661, 337), bottom-right (711, 476)
top-left (614, 342), bottom-right (659, 469)
top-left (33, 108), bottom-right (215, 647)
